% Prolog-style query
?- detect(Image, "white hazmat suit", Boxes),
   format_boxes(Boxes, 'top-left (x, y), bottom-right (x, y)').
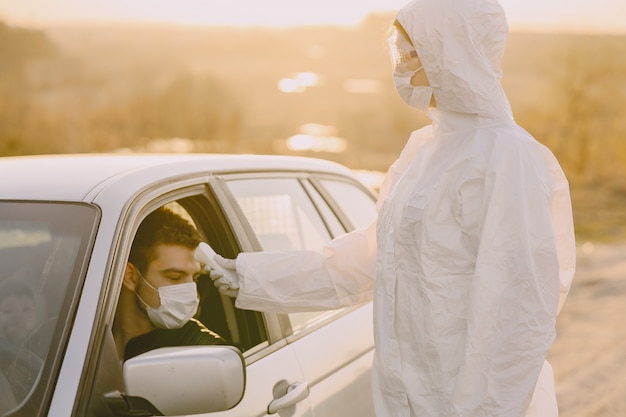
top-left (224, 0), bottom-right (576, 416)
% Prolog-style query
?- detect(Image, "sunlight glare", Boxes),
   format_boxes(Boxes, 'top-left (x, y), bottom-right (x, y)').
top-left (285, 123), bottom-right (348, 153)
top-left (278, 72), bottom-right (322, 93)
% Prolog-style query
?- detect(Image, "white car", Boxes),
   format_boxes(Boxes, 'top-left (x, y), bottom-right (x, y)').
top-left (0, 154), bottom-right (377, 417)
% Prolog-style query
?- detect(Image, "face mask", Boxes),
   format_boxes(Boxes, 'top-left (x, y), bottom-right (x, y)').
top-left (135, 270), bottom-right (199, 329)
top-left (393, 67), bottom-right (434, 113)
top-left (388, 26), bottom-right (434, 113)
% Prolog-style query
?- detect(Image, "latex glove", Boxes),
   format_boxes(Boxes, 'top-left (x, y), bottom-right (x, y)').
top-left (194, 243), bottom-right (240, 298)
top-left (211, 254), bottom-right (240, 298)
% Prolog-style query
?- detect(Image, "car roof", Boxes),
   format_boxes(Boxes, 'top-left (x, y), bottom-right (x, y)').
top-left (0, 153), bottom-right (355, 202)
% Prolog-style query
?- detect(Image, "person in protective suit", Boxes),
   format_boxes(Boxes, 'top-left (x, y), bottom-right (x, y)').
top-left (207, 1), bottom-right (576, 416)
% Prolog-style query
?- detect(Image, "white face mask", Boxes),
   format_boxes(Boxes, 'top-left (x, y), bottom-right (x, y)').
top-left (135, 270), bottom-right (199, 329)
top-left (393, 67), bottom-right (434, 113)
top-left (388, 26), bottom-right (434, 113)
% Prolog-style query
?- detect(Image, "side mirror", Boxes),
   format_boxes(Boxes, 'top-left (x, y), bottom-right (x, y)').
top-left (121, 345), bottom-right (245, 415)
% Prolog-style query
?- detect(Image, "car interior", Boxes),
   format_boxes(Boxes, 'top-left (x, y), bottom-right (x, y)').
top-left (167, 195), bottom-right (267, 353)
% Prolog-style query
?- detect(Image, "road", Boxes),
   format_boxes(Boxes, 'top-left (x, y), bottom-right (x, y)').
top-left (548, 242), bottom-right (626, 417)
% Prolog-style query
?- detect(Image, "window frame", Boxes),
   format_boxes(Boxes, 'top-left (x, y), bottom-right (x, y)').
top-left (308, 174), bottom-right (378, 232)
top-left (212, 170), bottom-right (377, 343)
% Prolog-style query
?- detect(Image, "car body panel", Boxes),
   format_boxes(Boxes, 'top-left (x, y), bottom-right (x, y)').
top-left (289, 303), bottom-right (375, 416)
top-left (0, 153), bottom-right (354, 202)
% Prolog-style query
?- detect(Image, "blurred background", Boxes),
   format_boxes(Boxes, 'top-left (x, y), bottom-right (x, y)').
top-left (1, 0), bottom-right (625, 244)
top-left (1, 1), bottom-right (626, 416)
top-left (0, 0), bottom-right (626, 245)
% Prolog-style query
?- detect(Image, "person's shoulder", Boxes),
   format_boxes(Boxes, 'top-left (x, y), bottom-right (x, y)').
top-left (396, 124), bottom-right (435, 165)
top-left (408, 124), bottom-right (434, 145)
top-left (483, 122), bottom-right (564, 189)
top-left (183, 318), bottom-right (227, 344)
top-left (487, 122), bottom-right (554, 160)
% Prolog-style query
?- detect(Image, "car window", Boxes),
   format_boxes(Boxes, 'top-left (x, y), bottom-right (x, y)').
top-left (0, 202), bottom-right (97, 414)
top-left (224, 177), bottom-right (340, 333)
top-left (319, 178), bottom-right (377, 230)
top-left (114, 201), bottom-right (245, 354)
top-left (171, 196), bottom-right (267, 353)
top-left (288, 178), bottom-right (376, 332)
top-left (225, 178), bottom-right (331, 251)
top-left (301, 180), bottom-right (346, 237)
top-left (224, 176), bottom-right (376, 335)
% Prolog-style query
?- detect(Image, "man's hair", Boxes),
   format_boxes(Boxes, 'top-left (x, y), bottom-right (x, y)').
top-left (129, 207), bottom-right (202, 273)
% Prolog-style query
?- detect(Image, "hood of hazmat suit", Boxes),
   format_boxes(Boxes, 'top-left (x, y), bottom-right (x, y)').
top-left (233, 1), bottom-right (576, 417)
top-left (393, 0), bottom-right (513, 119)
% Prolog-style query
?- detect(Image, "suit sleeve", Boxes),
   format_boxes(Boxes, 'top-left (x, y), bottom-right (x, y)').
top-left (234, 219), bottom-right (377, 313)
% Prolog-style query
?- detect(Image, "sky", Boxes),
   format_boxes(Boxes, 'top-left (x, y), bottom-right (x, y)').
top-left (0, 0), bottom-right (624, 34)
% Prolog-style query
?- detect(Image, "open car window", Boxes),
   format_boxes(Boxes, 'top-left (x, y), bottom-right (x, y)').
top-left (169, 196), bottom-right (268, 353)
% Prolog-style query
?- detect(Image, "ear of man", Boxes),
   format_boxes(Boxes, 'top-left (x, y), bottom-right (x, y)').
top-left (123, 262), bottom-right (139, 292)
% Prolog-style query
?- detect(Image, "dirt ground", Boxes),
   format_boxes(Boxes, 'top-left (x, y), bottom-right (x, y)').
top-left (548, 241), bottom-right (626, 417)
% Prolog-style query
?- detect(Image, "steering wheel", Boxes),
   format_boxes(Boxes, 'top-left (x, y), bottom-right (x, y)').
top-left (0, 338), bottom-right (43, 404)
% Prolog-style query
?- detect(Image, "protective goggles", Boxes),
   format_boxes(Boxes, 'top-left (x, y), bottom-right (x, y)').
top-left (387, 28), bottom-right (421, 75)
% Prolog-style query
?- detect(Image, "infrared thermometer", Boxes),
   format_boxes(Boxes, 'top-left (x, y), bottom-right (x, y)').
top-left (194, 242), bottom-right (222, 270)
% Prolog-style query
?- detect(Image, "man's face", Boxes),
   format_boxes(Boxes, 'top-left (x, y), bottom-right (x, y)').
top-left (136, 244), bottom-right (202, 309)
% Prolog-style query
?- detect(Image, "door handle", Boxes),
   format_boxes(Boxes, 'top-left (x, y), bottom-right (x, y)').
top-left (267, 381), bottom-right (310, 414)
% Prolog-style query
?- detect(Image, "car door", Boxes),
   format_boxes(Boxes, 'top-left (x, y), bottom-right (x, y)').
top-left (72, 180), bottom-right (312, 417)
top-left (287, 176), bottom-right (378, 417)
top-left (164, 191), bottom-right (315, 417)
top-left (78, 170), bottom-right (377, 417)
top-left (217, 172), bottom-right (378, 417)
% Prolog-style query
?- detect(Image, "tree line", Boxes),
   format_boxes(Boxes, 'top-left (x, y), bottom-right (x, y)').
top-left (1, 19), bottom-right (625, 241)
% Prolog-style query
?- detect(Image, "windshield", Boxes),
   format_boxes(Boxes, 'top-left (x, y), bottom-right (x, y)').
top-left (0, 202), bottom-right (98, 416)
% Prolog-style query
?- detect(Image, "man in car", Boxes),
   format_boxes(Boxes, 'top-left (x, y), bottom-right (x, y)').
top-left (112, 207), bottom-right (225, 361)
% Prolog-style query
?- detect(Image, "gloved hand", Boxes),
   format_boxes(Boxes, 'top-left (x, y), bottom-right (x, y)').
top-left (194, 243), bottom-right (240, 298)
top-left (210, 254), bottom-right (240, 298)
